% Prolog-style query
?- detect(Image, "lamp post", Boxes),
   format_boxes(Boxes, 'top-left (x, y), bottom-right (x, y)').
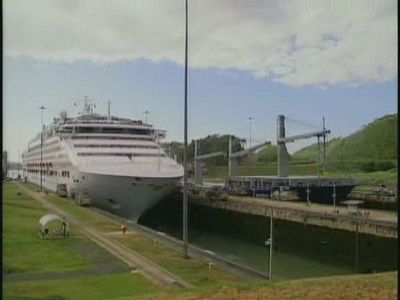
top-left (247, 116), bottom-right (254, 161)
top-left (332, 181), bottom-right (337, 211)
top-left (182, 0), bottom-right (189, 259)
top-left (264, 208), bottom-right (273, 280)
top-left (39, 106), bottom-right (47, 192)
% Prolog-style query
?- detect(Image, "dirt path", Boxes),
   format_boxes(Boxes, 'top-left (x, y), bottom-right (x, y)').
top-left (17, 183), bottom-right (192, 289)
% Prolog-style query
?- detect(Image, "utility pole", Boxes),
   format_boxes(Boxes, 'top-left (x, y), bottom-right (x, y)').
top-left (265, 209), bottom-right (273, 280)
top-left (144, 110), bottom-right (150, 123)
top-left (317, 136), bottom-right (321, 178)
top-left (322, 117), bottom-right (327, 163)
top-left (247, 116), bottom-right (254, 162)
top-left (39, 106), bottom-right (47, 192)
top-left (355, 221), bottom-right (359, 272)
top-left (107, 99), bottom-right (111, 121)
top-left (332, 181), bottom-right (337, 211)
top-left (182, 0), bottom-right (189, 259)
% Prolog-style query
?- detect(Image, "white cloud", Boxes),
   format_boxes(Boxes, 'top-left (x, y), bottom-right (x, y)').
top-left (3, 0), bottom-right (397, 87)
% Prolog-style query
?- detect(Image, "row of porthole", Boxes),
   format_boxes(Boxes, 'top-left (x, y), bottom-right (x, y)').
top-left (26, 169), bottom-right (70, 178)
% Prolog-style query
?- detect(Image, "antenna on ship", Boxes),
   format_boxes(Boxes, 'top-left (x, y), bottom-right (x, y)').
top-left (143, 110), bottom-right (150, 123)
top-left (107, 99), bottom-right (111, 121)
top-left (76, 96), bottom-right (96, 116)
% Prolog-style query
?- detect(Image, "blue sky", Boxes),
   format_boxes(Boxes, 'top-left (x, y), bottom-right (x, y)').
top-left (3, 0), bottom-right (398, 161)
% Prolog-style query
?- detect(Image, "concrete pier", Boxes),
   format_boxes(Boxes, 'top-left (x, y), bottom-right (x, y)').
top-left (189, 194), bottom-right (397, 238)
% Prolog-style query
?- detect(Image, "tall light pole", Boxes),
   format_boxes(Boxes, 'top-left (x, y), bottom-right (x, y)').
top-left (143, 110), bottom-right (150, 123)
top-left (182, 0), bottom-right (189, 259)
top-left (265, 208), bottom-right (273, 280)
top-left (39, 106), bottom-right (47, 191)
top-left (247, 116), bottom-right (254, 161)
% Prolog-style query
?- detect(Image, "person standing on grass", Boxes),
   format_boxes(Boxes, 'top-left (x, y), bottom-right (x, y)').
top-left (62, 222), bottom-right (67, 237)
top-left (121, 224), bottom-right (127, 235)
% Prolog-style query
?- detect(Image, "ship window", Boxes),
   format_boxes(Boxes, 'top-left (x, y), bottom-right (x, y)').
top-left (71, 135), bottom-right (154, 141)
top-left (75, 127), bottom-right (95, 133)
top-left (73, 144), bottom-right (158, 149)
top-left (77, 152), bottom-right (166, 158)
top-left (73, 127), bottom-right (153, 135)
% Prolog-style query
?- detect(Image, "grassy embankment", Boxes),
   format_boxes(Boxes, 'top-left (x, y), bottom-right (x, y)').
top-left (3, 182), bottom-right (242, 299)
top-left (3, 182), bottom-right (157, 299)
top-left (139, 271), bottom-right (397, 300)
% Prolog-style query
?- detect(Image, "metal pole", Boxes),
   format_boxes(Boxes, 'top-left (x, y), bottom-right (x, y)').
top-left (144, 110), bottom-right (150, 123)
top-left (248, 116), bottom-right (253, 162)
top-left (228, 135), bottom-right (232, 177)
top-left (317, 136), bottom-right (321, 177)
top-left (322, 117), bottom-right (327, 164)
top-left (332, 181), bottom-right (336, 210)
top-left (355, 221), bottom-right (359, 272)
top-left (39, 106), bottom-right (46, 192)
top-left (182, 0), bottom-right (189, 259)
top-left (107, 100), bottom-right (111, 121)
top-left (306, 181), bottom-right (311, 206)
top-left (269, 209), bottom-right (273, 280)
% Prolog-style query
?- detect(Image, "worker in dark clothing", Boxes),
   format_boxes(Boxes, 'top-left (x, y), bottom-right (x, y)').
top-left (61, 222), bottom-right (67, 237)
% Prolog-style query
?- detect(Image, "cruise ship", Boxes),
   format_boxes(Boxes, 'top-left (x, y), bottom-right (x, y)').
top-left (22, 99), bottom-right (183, 219)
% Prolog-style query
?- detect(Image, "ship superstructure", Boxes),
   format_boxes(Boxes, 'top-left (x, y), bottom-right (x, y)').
top-left (22, 99), bottom-right (183, 219)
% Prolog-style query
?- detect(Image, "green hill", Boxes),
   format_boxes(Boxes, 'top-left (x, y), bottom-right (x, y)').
top-left (292, 114), bottom-right (398, 169)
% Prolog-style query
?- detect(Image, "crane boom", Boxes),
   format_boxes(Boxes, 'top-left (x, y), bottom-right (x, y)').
top-left (230, 141), bottom-right (271, 159)
top-left (195, 151), bottom-right (225, 160)
top-left (278, 129), bottom-right (330, 143)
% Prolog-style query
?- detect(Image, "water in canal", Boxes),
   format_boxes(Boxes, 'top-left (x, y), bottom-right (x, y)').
top-left (139, 194), bottom-right (397, 281)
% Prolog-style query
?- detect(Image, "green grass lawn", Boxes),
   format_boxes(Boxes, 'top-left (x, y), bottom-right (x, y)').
top-left (113, 235), bottom-right (240, 288)
top-left (138, 271), bottom-right (397, 300)
top-left (3, 182), bottom-right (158, 299)
top-left (4, 273), bottom-right (156, 300)
top-left (18, 182), bottom-right (242, 289)
top-left (3, 183), bottom-right (98, 274)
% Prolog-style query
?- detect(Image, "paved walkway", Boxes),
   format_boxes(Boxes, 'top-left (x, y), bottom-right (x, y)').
top-left (17, 183), bottom-right (192, 289)
top-left (230, 195), bottom-right (397, 224)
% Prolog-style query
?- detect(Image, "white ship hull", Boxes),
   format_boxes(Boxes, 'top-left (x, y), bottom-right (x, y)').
top-left (22, 105), bottom-right (184, 220)
top-left (81, 172), bottom-right (180, 220)
top-left (25, 172), bottom-right (180, 220)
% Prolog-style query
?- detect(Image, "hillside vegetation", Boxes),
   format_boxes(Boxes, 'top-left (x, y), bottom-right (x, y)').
top-left (166, 114), bottom-right (397, 187)
top-left (293, 114), bottom-right (397, 165)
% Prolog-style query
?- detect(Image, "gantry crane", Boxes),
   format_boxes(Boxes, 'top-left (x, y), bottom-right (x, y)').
top-left (229, 136), bottom-right (271, 177)
top-left (277, 115), bottom-right (330, 177)
top-left (194, 140), bottom-right (225, 185)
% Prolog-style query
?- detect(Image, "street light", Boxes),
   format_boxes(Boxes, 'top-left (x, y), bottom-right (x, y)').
top-left (182, 0), bottom-right (189, 259)
top-left (264, 208), bottom-right (273, 280)
top-left (247, 116), bottom-right (254, 162)
top-left (39, 106), bottom-right (47, 192)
